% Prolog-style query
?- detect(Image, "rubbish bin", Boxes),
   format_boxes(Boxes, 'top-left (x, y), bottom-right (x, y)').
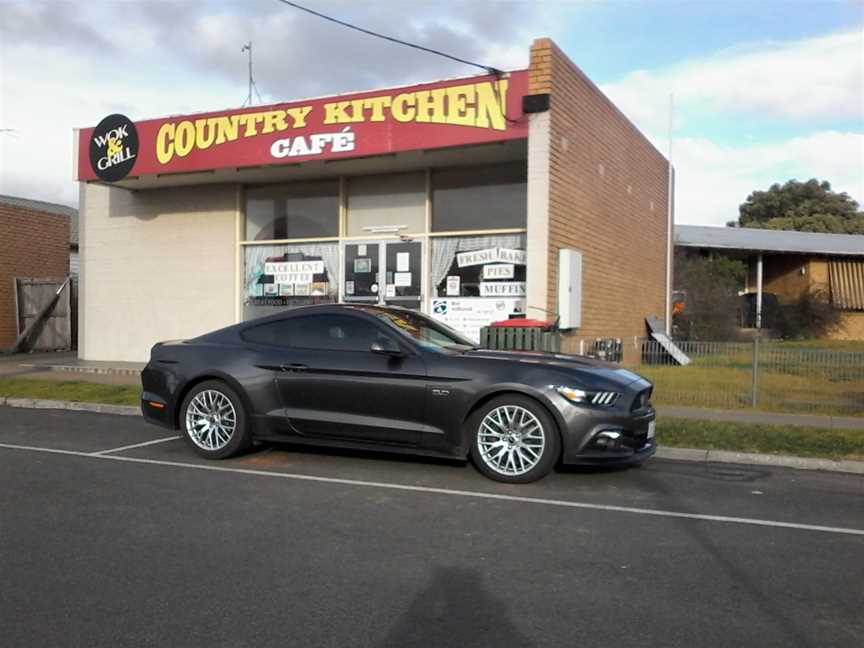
top-left (480, 318), bottom-right (561, 352)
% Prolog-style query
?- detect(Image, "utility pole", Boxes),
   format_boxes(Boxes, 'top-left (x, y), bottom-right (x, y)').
top-left (665, 93), bottom-right (675, 337)
top-left (241, 42), bottom-right (262, 107)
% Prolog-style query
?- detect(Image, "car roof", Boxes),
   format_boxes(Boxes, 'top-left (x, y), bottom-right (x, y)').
top-left (192, 303), bottom-right (423, 343)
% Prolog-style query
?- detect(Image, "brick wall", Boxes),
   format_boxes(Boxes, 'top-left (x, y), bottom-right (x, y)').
top-left (529, 39), bottom-right (670, 353)
top-left (0, 203), bottom-right (70, 349)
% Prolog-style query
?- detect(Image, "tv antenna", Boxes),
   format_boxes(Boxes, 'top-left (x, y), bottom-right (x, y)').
top-left (241, 42), bottom-right (263, 107)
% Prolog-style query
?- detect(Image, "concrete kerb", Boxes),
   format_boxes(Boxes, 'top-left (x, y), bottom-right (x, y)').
top-left (1, 397), bottom-right (862, 475)
top-left (0, 397), bottom-right (139, 417)
top-left (654, 447), bottom-right (864, 475)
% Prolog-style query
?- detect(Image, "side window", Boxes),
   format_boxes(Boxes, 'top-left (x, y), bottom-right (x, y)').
top-left (243, 314), bottom-right (393, 351)
top-left (290, 315), bottom-right (390, 352)
top-left (241, 321), bottom-right (290, 347)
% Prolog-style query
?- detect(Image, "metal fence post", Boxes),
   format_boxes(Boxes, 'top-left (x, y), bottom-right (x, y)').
top-left (751, 336), bottom-right (760, 407)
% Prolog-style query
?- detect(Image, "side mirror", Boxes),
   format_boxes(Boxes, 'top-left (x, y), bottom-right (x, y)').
top-left (370, 338), bottom-right (404, 357)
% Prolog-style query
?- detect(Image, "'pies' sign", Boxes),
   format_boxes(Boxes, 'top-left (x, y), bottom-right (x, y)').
top-left (77, 71), bottom-right (528, 182)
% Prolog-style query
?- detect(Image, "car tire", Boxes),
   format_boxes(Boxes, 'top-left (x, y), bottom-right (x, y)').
top-left (179, 380), bottom-right (252, 459)
top-left (468, 394), bottom-right (560, 484)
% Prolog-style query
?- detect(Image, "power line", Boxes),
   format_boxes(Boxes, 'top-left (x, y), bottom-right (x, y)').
top-left (274, 0), bottom-right (503, 76)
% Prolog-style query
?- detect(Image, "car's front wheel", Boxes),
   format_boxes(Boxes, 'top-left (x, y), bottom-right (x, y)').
top-left (469, 395), bottom-right (560, 483)
top-left (180, 380), bottom-right (252, 459)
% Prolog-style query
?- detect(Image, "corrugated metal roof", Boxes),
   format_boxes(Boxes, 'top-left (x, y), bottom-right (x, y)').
top-left (675, 225), bottom-right (864, 256)
top-left (0, 194), bottom-right (78, 246)
top-left (829, 260), bottom-right (864, 310)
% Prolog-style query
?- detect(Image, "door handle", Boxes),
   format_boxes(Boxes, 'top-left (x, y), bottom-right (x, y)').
top-left (280, 363), bottom-right (309, 372)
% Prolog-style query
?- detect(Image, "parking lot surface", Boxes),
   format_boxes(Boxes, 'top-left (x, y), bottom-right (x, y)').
top-left (1, 407), bottom-right (862, 647)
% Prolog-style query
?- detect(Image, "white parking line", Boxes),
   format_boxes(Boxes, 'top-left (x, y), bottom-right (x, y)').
top-left (0, 441), bottom-right (862, 537)
top-left (90, 435), bottom-right (181, 456)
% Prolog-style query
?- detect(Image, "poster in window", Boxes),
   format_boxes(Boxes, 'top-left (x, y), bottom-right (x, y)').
top-left (354, 258), bottom-right (372, 273)
top-left (483, 264), bottom-right (515, 279)
top-left (385, 285), bottom-right (396, 298)
top-left (265, 260), bottom-right (324, 275)
top-left (263, 283), bottom-right (278, 296)
top-left (345, 280), bottom-right (355, 295)
top-left (446, 276), bottom-right (461, 296)
top-left (394, 272), bottom-right (412, 287)
top-left (279, 283), bottom-right (295, 296)
top-left (396, 252), bottom-right (410, 272)
top-left (311, 282), bottom-right (328, 296)
top-left (294, 283), bottom-right (311, 296)
top-left (479, 281), bottom-right (526, 297)
top-left (431, 298), bottom-right (526, 343)
top-left (497, 248), bottom-right (526, 265)
top-left (457, 248), bottom-right (498, 268)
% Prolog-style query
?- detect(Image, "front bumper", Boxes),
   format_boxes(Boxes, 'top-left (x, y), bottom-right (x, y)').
top-left (556, 400), bottom-right (657, 466)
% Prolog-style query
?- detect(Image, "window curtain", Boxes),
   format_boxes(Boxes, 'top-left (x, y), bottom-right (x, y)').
top-left (245, 243), bottom-right (340, 297)
top-left (430, 234), bottom-right (527, 290)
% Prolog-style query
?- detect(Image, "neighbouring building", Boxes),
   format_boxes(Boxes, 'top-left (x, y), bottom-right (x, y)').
top-left (0, 195), bottom-right (74, 350)
top-left (74, 37), bottom-right (671, 362)
top-left (675, 225), bottom-right (864, 340)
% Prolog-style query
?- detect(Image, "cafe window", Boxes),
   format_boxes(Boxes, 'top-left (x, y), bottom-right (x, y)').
top-left (243, 242), bottom-right (339, 320)
top-left (246, 180), bottom-right (339, 241)
top-left (431, 233), bottom-right (527, 298)
top-left (346, 172), bottom-right (426, 237)
top-left (431, 163), bottom-right (527, 232)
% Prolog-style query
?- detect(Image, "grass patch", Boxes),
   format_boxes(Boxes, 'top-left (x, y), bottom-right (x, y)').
top-left (638, 363), bottom-right (864, 417)
top-left (769, 339), bottom-right (864, 352)
top-left (0, 377), bottom-right (141, 406)
top-left (657, 418), bottom-right (864, 460)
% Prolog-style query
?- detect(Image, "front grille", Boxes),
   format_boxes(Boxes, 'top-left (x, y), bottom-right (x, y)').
top-left (631, 387), bottom-right (653, 412)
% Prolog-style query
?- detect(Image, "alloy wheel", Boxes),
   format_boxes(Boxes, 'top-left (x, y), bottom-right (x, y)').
top-left (477, 405), bottom-right (546, 476)
top-left (185, 389), bottom-right (237, 451)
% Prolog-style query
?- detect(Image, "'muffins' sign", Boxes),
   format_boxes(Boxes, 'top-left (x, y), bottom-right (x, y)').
top-left (77, 71), bottom-right (528, 181)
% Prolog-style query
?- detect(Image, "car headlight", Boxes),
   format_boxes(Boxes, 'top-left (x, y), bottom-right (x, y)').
top-left (555, 386), bottom-right (621, 407)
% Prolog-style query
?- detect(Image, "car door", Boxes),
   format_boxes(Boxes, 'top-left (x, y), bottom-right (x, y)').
top-left (272, 312), bottom-right (429, 447)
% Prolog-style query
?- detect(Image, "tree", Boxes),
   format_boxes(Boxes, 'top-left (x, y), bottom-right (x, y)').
top-left (730, 179), bottom-right (864, 234)
top-left (673, 250), bottom-right (747, 340)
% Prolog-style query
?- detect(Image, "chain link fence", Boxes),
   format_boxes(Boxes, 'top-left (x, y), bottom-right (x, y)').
top-left (566, 336), bottom-right (864, 417)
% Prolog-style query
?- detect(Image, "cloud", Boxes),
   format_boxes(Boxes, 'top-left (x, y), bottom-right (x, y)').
top-left (602, 28), bottom-right (864, 133)
top-left (673, 131), bottom-right (864, 226)
top-left (0, 0), bottom-right (542, 206)
top-left (130, 0), bottom-right (536, 100)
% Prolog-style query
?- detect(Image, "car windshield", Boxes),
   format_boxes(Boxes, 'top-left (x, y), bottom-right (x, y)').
top-left (367, 308), bottom-right (478, 352)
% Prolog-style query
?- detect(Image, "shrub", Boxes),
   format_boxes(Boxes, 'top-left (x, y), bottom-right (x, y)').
top-left (776, 288), bottom-right (844, 339)
top-left (673, 251), bottom-right (746, 340)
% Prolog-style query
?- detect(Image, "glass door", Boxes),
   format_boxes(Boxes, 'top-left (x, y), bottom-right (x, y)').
top-left (383, 241), bottom-right (422, 310)
top-left (342, 240), bottom-right (423, 309)
top-left (343, 242), bottom-right (381, 303)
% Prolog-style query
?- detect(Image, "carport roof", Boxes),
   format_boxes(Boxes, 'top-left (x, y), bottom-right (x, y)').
top-left (674, 224), bottom-right (864, 257)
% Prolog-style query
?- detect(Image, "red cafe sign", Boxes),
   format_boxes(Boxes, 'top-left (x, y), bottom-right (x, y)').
top-left (77, 71), bottom-right (529, 181)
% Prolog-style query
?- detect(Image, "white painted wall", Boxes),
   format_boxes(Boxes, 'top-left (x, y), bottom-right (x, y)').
top-left (526, 111), bottom-right (551, 320)
top-left (78, 183), bottom-right (239, 362)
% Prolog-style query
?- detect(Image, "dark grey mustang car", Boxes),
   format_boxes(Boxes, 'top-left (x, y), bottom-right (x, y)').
top-left (141, 304), bottom-right (655, 483)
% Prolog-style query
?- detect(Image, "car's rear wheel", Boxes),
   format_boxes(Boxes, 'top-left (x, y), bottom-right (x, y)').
top-left (180, 380), bottom-right (252, 459)
top-left (468, 395), bottom-right (560, 483)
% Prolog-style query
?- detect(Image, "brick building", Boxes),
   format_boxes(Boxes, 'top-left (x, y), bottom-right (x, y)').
top-left (0, 195), bottom-right (73, 350)
top-left (75, 37), bottom-right (671, 362)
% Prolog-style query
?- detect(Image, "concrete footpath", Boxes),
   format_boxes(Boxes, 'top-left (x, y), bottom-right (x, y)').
top-left (1, 396), bottom-right (862, 475)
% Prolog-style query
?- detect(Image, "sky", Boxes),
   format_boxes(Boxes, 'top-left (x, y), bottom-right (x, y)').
top-left (0, 0), bottom-right (862, 226)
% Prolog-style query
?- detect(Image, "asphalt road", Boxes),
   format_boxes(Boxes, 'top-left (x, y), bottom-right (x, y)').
top-left (1, 407), bottom-right (862, 648)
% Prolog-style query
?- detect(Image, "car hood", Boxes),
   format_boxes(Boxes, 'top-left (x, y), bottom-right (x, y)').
top-left (460, 348), bottom-right (648, 388)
